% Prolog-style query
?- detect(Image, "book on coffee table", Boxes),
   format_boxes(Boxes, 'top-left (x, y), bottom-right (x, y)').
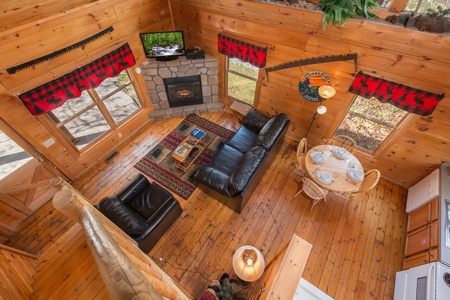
top-left (190, 128), bottom-right (206, 139)
top-left (174, 143), bottom-right (192, 158)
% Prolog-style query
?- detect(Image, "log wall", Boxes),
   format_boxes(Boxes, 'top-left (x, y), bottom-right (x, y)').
top-left (169, 0), bottom-right (450, 188)
top-left (0, 0), bottom-right (449, 249)
top-left (0, 0), bottom-right (173, 180)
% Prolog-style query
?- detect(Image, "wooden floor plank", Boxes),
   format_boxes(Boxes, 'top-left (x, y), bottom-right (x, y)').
top-left (3, 112), bottom-right (408, 300)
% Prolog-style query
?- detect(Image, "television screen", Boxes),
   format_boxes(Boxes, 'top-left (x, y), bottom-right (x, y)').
top-left (139, 31), bottom-right (186, 61)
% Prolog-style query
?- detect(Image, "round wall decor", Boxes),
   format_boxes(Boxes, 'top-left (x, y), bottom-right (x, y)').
top-left (298, 71), bottom-right (332, 102)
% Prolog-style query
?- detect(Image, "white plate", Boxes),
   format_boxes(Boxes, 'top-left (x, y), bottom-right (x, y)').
top-left (316, 170), bottom-right (332, 184)
top-left (310, 151), bottom-right (324, 163)
top-left (348, 168), bottom-right (364, 182)
top-left (333, 147), bottom-right (349, 159)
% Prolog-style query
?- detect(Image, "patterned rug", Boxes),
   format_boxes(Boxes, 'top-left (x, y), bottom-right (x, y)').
top-left (134, 114), bottom-right (235, 199)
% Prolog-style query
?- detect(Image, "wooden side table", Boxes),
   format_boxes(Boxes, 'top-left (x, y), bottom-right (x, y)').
top-left (230, 100), bottom-right (253, 124)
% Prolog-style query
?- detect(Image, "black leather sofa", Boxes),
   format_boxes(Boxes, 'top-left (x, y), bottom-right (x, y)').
top-left (193, 109), bottom-right (289, 213)
top-left (97, 174), bottom-right (182, 253)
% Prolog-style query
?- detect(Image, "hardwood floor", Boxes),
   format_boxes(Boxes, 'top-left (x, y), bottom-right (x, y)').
top-left (5, 111), bottom-right (408, 299)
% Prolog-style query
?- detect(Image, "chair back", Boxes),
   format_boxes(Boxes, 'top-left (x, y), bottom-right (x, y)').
top-left (326, 135), bottom-right (357, 154)
top-left (296, 138), bottom-right (308, 171)
top-left (352, 169), bottom-right (381, 195)
top-left (300, 177), bottom-right (328, 209)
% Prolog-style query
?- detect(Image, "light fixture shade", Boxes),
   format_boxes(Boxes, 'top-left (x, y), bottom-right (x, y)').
top-left (318, 85), bottom-right (336, 99)
top-left (232, 246), bottom-right (265, 282)
top-left (317, 105), bottom-right (327, 114)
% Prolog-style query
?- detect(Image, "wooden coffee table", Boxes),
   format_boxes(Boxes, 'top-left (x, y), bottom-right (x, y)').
top-left (172, 130), bottom-right (206, 172)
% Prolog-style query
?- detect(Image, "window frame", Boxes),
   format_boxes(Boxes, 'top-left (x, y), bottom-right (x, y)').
top-left (335, 95), bottom-right (412, 156)
top-left (386, 0), bottom-right (449, 16)
top-left (224, 56), bottom-right (264, 108)
top-left (43, 69), bottom-right (142, 153)
top-left (224, 55), bottom-right (264, 108)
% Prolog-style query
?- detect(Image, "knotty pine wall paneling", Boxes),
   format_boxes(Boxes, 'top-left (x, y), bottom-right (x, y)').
top-left (169, 0), bottom-right (450, 188)
top-left (0, 0), bottom-right (173, 180)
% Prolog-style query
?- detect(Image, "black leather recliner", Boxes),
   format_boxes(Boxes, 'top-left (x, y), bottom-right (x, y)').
top-left (97, 174), bottom-right (182, 253)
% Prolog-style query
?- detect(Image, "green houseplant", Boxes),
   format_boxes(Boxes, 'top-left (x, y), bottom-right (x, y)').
top-left (320, 0), bottom-right (379, 29)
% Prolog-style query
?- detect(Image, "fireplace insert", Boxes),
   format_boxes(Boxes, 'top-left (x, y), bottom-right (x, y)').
top-left (163, 75), bottom-right (203, 108)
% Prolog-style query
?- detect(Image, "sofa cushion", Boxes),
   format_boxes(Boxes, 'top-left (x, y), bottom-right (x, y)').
top-left (242, 109), bottom-right (271, 133)
top-left (209, 144), bottom-right (244, 176)
top-left (98, 196), bottom-right (148, 236)
top-left (225, 126), bottom-right (258, 153)
top-left (127, 184), bottom-right (172, 220)
top-left (228, 146), bottom-right (266, 196)
top-left (256, 113), bottom-right (288, 150)
top-left (115, 173), bottom-right (150, 204)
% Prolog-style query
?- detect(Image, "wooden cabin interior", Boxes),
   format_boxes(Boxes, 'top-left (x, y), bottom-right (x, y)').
top-left (0, 0), bottom-right (449, 299)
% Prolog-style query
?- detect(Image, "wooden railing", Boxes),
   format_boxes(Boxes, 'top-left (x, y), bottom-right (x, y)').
top-left (51, 178), bottom-right (190, 300)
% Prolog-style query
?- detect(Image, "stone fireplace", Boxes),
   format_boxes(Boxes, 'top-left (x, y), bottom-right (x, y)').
top-left (141, 54), bottom-right (224, 120)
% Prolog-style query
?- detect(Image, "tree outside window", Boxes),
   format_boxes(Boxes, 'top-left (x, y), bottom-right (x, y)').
top-left (226, 57), bottom-right (260, 106)
top-left (405, 0), bottom-right (450, 14)
top-left (47, 69), bottom-right (141, 150)
top-left (335, 96), bottom-right (408, 153)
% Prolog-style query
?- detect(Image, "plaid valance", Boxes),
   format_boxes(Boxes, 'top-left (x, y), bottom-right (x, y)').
top-left (349, 71), bottom-right (444, 116)
top-left (218, 33), bottom-right (268, 68)
top-left (20, 43), bottom-right (136, 115)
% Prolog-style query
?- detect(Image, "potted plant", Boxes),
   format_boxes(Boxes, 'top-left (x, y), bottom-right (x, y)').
top-left (320, 0), bottom-right (379, 29)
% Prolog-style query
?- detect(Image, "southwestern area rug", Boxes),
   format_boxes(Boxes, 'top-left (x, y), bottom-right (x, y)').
top-left (134, 114), bottom-right (235, 200)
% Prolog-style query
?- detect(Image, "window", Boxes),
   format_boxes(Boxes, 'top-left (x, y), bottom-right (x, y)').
top-left (0, 129), bottom-right (32, 180)
top-left (226, 57), bottom-right (260, 106)
top-left (47, 69), bottom-right (141, 150)
top-left (335, 96), bottom-right (408, 153)
top-left (405, 0), bottom-right (449, 15)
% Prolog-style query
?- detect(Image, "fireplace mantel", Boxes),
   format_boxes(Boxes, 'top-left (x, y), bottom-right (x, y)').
top-left (141, 54), bottom-right (224, 120)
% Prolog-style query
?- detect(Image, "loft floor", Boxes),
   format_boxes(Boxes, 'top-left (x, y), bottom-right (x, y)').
top-left (5, 111), bottom-right (408, 299)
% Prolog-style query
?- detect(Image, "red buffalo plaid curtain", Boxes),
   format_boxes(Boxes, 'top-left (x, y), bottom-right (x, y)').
top-left (349, 71), bottom-right (444, 116)
top-left (218, 33), bottom-right (268, 68)
top-left (20, 43), bottom-right (136, 115)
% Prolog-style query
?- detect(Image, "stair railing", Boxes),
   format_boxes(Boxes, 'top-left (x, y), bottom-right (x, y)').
top-left (51, 179), bottom-right (190, 300)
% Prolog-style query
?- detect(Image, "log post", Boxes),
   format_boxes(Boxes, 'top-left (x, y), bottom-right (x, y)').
top-left (79, 206), bottom-right (165, 300)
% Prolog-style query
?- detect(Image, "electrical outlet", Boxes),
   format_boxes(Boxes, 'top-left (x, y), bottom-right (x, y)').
top-left (43, 138), bottom-right (55, 148)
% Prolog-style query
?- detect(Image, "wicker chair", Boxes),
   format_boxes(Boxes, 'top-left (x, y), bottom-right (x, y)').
top-left (292, 138), bottom-right (308, 177)
top-left (326, 135), bottom-right (358, 154)
top-left (294, 177), bottom-right (329, 210)
top-left (350, 169), bottom-right (381, 196)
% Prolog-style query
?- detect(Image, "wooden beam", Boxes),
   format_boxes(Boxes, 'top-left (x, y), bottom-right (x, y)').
top-left (263, 234), bottom-right (312, 300)
top-left (2, 179), bottom-right (53, 194)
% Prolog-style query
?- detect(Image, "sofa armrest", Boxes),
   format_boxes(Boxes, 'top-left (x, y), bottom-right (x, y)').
top-left (136, 197), bottom-right (181, 239)
top-left (115, 174), bottom-right (150, 204)
top-left (242, 109), bottom-right (271, 133)
top-left (228, 146), bottom-right (266, 196)
top-left (193, 166), bottom-right (233, 197)
top-left (257, 113), bottom-right (288, 150)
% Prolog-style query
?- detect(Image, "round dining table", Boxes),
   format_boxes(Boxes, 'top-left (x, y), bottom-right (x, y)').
top-left (305, 144), bottom-right (364, 192)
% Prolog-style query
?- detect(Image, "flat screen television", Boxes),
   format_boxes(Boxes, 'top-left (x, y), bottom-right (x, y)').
top-left (139, 31), bottom-right (186, 61)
